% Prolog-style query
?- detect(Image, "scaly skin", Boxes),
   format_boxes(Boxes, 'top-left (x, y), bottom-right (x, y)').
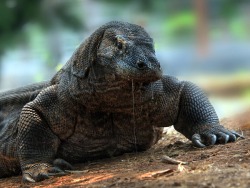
top-left (0, 21), bottom-right (242, 182)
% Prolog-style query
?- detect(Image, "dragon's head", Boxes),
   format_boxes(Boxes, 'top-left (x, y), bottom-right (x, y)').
top-left (58, 21), bottom-right (162, 108)
top-left (96, 22), bottom-right (162, 83)
top-left (68, 21), bottom-right (162, 85)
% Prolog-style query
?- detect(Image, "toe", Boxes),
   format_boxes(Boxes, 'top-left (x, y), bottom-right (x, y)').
top-left (53, 158), bottom-right (73, 170)
top-left (217, 132), bottom-right (230, 144)
top-left (228, 133), bottom-right (237, 142)
top-left (35, 173), bottom-right (49, 182)
top-left (48, 166), bottom-right (64, 173)
top-left (47, 167), bottom-right (66, 177)
top-left (205, 134), bottom-right (217, 146)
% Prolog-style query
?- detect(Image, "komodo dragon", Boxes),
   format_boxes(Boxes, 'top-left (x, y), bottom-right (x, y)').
top-left (0, 21), bottom-right (242, 182)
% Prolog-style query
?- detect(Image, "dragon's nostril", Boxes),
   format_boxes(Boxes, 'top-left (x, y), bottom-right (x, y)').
top-left (136, 61), bottom-right (146, 69)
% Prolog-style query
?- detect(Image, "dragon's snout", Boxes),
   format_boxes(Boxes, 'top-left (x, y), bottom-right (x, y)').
top-left (136, 59), bottom-right (161, 71)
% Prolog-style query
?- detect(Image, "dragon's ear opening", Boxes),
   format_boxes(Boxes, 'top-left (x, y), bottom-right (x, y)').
top-left (71, 60), bottom-right (90, 78)
top-left (71, 32), bottom-right (105, 78)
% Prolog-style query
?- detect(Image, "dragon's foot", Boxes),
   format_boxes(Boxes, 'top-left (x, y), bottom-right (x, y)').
top-left (22, 158), bottom-right (73, 182)
top-left (191, 124), bottom-right (244, 148)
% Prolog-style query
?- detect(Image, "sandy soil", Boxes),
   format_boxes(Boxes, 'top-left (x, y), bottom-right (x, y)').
top-left (0, 110), bottom-right (249, 188)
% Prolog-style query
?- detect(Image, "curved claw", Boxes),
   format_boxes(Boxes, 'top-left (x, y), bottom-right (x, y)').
top-left (231, 130), bottom-right (245, 139)
top-left (192, 134), bottom-right (206, 148)
top-left (22, 173), bottom-right (36, 183)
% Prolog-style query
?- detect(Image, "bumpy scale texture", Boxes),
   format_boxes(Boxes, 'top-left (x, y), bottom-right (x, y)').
top-left (0, 21), bottom-right (242, 182)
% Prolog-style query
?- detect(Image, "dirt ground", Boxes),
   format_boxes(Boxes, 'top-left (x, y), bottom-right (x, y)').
top-left (0, 110), bottom-right (249, 188)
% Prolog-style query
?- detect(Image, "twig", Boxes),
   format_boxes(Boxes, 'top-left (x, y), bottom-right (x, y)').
top-left (161, 155), bottom-right (188, 165)
top-left (64, 170), bottom-right (89, 174)
top-left (151, 169), bottom-right (174, 178)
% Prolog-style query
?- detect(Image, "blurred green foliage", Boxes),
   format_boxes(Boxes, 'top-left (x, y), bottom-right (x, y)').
top-left (243, 89), bottom-right (250, 102)
top-left (1, 0), bottom-right (249, 54)
top-left (219, 0), bottom-right (248, 19)
top-left (96, 0), bottom-right (250, 43)
top-left (1, 0), bottom-right (250, 58)
top-left (163, 11), bottom-right (196, 42)
top-left (0, 0), bottom-right (83, 55)
top-left (230, 19), bottom-right (249, 39)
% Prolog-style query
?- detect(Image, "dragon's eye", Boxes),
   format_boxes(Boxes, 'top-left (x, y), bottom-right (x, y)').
top-left (117, 41), bottom-right (123, 50)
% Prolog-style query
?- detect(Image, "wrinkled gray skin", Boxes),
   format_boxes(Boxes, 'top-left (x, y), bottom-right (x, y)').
top-left (0, 21), bottom-right (242, 182)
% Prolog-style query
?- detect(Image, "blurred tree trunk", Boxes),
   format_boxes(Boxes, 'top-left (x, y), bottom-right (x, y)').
top-left (194, 0), bottom-right (209, 57)
top-left (0, 53), bottom-right (2, 89)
